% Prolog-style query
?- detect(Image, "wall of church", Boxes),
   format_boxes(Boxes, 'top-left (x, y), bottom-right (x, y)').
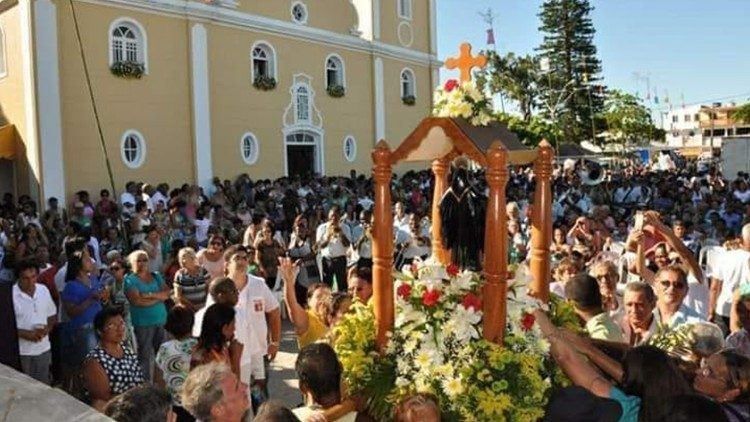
top-left (0, 5), bottom-right (33, 197)
top-left (55, 3), bottom-right (195, 201)
top-left (379, 0), bottom-right (430, 53)
top-left (237, 0), bottom-right (360, 36)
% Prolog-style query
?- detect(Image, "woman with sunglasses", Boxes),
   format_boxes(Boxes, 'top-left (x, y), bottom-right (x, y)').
top-left (693, 349), bottom-right (750, 421)
top-left (125, 250), bottom-right (170, 382)
top-left (107, 258), bottom-right (136, 351)
top-left (197, 234), bottom-right (226, 280)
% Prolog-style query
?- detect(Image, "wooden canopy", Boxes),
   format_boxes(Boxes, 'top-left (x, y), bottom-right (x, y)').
top-left (390, 117), bottom-right (537, 165)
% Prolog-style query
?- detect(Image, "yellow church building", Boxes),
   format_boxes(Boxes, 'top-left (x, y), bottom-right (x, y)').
top-left (0, 0), bottom-right (439, 205)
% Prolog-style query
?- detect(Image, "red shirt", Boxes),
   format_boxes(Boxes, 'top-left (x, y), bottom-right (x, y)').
top-left (38, 265), bottom-right (60, 307)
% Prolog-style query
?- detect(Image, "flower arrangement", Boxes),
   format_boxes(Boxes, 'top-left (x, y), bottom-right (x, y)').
top-left (333, 259), bottom-right (577, 421)
top-left (432, 79), bottom-right (493, 126)
top-left (402, 95), bottom-right (416, 106)
top-left (110, 61), bottom-right (145, 79)
top-left (327, 84), bottom-right (346, 98)
top-left (253, 75), bottom-right (277, 91)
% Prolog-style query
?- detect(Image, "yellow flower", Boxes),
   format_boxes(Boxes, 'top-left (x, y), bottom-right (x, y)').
top-left (415, 351), bottom-right (432, 368)
top-left (442, 376), bottom-right (464, 397)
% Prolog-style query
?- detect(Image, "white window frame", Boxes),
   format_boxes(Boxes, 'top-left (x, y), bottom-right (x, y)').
top-left (239, 132), bottom-right (260, 165)
top-left (400, 67), bottom-right (416, 98)
top-left (295, 84), bottom-right (311, 123)
top-left (0, 26), bottom-right (7, 79)
top-left (120, 129), bottom-right (146, 169)
top-left (250, 40), bottom-right (277, 82)
top-left (108, 18), bottom-right (148, 72)
top-left (324, 53), bottom-right (345, 89)
top-left (343, 135), bottom-right (357, 163)
top-left (290, 1), bottom-right (308, 25)
top-left (398, 0), bottom-right (412, 20)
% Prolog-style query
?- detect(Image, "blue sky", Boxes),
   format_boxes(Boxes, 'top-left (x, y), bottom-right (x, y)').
top-left (436, 0), bottom-right (750, 111)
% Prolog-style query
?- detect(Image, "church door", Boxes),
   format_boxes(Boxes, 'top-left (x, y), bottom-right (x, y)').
top-left (285, 131), bottom-right (320, 178)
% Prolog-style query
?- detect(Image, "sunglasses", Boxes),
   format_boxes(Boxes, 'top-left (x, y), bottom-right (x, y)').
top-left (659, 280), bottom-right (686, 290)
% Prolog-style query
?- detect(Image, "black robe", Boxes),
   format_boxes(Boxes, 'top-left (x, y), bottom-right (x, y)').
top-left (439, 167), bottom-right (487, 270)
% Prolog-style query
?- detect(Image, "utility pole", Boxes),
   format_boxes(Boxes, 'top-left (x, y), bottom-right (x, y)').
top-left (478, 8), bottom-right (505, 113)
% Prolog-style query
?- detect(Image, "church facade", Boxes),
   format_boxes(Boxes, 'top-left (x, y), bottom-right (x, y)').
top-left (0, 0), bottom-right (438, 204)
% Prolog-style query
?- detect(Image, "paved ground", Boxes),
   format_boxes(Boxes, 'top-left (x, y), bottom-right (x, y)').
top-left (267, 319), bottom-right (303, 408)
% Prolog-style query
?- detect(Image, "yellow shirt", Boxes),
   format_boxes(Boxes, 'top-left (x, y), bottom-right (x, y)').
top-left (297, 310), bottom-right (328, 349)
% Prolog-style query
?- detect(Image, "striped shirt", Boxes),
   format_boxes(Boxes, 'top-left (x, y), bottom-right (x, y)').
top-left (174, 267), bottom-right (210, 308)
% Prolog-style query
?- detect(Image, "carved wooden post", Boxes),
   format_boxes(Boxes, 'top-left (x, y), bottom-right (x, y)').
top-left (371, 141), bottom-right (394, 352)
top-left (529, 140), bottom-right (555, 303)
top-left (431, 157), bottom-right (451, 265)
top-left (482, 142), bottom-right (508, 345)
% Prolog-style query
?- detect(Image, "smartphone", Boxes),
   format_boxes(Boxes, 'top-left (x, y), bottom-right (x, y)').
top-left (634, 212), bottom-right (644, 232)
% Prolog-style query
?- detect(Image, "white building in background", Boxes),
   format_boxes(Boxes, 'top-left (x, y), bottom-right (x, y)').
top-left (664, 103), bottom-right (750, 149)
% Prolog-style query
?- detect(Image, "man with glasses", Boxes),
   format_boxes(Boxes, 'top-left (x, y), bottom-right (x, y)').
top-left (224, 244), bottom-right (281, 414)
top-left (654, 266), bottom-right (704, 329)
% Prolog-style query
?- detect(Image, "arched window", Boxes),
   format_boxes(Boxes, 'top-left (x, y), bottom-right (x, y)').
top-left (295, 85), bottom-right (310, 122)
top-left (343, 136), bottom-right (357, 162)
top-left (251, 42), bottom-right (276, 81)
top-left (109, 19), bottom-right (146, 67)
top-left (240, 133), bottom-right (259, 165)
top-left (325, 55), bottom-right (345, 89)
top-left (0, 26), bottom-right (6, 78)
top-left (400, 68), bottom-right (416, 98)
top-left (398, 0), bottom-right (412, 20)
top-left (120, 130), bottom-right (146, 168)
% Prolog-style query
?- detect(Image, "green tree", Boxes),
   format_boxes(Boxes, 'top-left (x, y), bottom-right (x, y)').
top-left (536, 0), bottom-right (604, 144)
top-left (478, 51), bottom-right (540, 122)
top-left (495, 112), bottom-right (561, 147)
top-left (601, 90), bottom-right (658, 145)
top-left (731, 103), bottom-right (750, 123)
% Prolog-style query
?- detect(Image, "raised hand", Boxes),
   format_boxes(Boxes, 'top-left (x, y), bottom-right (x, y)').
top-left (278, 256), bottom-right (300, 285)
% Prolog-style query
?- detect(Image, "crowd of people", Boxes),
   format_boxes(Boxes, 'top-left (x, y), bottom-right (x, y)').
top-left (1, 154), bottom-right (750, 421)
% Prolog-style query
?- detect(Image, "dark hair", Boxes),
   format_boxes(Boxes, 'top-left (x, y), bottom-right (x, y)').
top-left (565, 274), bottom-right (602, 311)
top-left (717, 349), bottom-right (750, 401)
top-left (197, 303), bottom-right (235, 353)
top-left (104, 385), bottom-right (172, 422)
top-left (329, 292), bottom-right (351, 318)
top-left (306, 282), bottom-right (329, 301)
top-left (94, 306), bottom-right (125, 337)
top-left (165, 305), bottom-right (195, 339)
top-left (223, 244), bottom-right (249, 263)
top-left (208, 277), bottom-right (238, 299)
top-left (14, 260), bottom-right (39, 279)
top-left (295, 343), bottom-right (342, 405)
top-left (65, 248), bottom-right (89, 283)
top-left (350, 266), bottom-right (372, 285)
top-left (620, 346), bottom-right (691, 422)
top-left (656, 393), bottom-right (728, 422)
top-left (253, 400), bottom-right (301, 422)
top-left (63, 236), bottom-right (87, 258)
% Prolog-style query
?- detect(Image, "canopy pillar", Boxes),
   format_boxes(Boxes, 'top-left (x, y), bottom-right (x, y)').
top-left (372, 141), bottom-right (394, 352)
top-left (482, 142), bottom-right (508, 344)
top-left (529, 140), bottom-right (554, 302)
top-left (430, 156), bottom-right (451, 265)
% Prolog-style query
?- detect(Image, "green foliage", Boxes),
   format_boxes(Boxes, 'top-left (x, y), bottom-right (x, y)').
top-left (327, 84), bottom-right (346, 98)
top-left (110, 61), bottom-right (145, 79)
top-left (478, 51), bottom-right (541, 122)
top-left (253, 75), bottom-right (277, 91)
top-left (732, 103), bottom-right (750, 123)
top-left (601, 89), bottom-right (659, 145)
top-left (537, 0), bottom-right (605, 143)
top-left (494, 112), bottom-right (561, 147)
top-left (402, 95), bottom-right (416, 106)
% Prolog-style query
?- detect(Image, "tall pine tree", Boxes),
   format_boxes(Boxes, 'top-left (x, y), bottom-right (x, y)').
top-left (537, 0), bottom-right (604, 144)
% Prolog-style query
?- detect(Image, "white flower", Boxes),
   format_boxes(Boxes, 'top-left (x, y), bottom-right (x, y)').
top-left (535, 337), bottom-right (551, 354)
top-left (442, 376), bottom-right (465, 397)
top-left (403, 338), bottom-right (419, 354)
top-left (396, 377), bottom-right (410, 387)
top-left (449, 305), bottom-right (482, 344)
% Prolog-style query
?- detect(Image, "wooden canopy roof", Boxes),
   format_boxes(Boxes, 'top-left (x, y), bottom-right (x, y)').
top-left (389, 117), bottom-right (537, 166)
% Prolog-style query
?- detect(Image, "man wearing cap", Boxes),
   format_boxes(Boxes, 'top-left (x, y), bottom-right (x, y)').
top-left (565, 273), bottom-right (624, 342)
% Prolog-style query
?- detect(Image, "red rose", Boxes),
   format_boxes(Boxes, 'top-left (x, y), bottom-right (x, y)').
top-left (397, 284), bottom-right (412, 299)
top-left (462, 293), bottom-right (482, 312)
top-left (520, 313), bottom-right (536, 331)
top-left (444, 79), bottom-right (459, 92)
top-left (446, 264), bottom-right (460, 277)
top-left (422, 289), bottom-right (441, 307)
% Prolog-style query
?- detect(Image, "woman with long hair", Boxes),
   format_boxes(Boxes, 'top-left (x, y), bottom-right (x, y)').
top-left (14, 223), bottom-right (48, 265)
top-left (255, 222), bottom-right (284, 291)
top-left (190, 303), bottom-right (240, 377)
top-left (124, 250), bottom-right (170, 382)
top-left (196, 234), bottom-right (226, 280)
top-left (287, 215), bottom-right (320, 307)
top-left (106, 258), bottom-right (136, 351)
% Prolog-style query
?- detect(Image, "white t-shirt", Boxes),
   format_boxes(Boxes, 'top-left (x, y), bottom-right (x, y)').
top-left (120, 192), bottom-right (136, 207)
top-left (235, 275), bottom-right (280, 363)
top-left (13, 284), bottom-right (56, 356)
top-left (684, 273), bottom-right (710, 319)
top-left (194, 218), bottom-right (211, 243)
top-left (714, 249), bottom-right (750, 317)
top-left (315, 222), bottom-right (351, 258)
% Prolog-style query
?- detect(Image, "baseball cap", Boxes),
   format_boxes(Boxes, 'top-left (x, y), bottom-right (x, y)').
top-left (543, 386), bottom-right (622, 422)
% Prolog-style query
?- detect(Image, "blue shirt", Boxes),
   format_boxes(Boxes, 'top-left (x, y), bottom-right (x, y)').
top-left (61, 275), bottom-right (104, 329)
top-left (124, 272), bottom-right (167, 327)
top-left (609, 386), bottom-right (641, 422)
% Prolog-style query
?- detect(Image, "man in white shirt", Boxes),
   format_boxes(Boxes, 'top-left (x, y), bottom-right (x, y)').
top-left (119, 181), bottom-right (138, 207)
top-left (13, 262), bottom-right (57, 383)
top-left (315, 206), bottom-right (351, 292)
top-left (710, 223), bottom-right (750, 334)
top-left (224, 245), bottom-right (281, 413)
top-left (653, 266), bottom-right (705, 329)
